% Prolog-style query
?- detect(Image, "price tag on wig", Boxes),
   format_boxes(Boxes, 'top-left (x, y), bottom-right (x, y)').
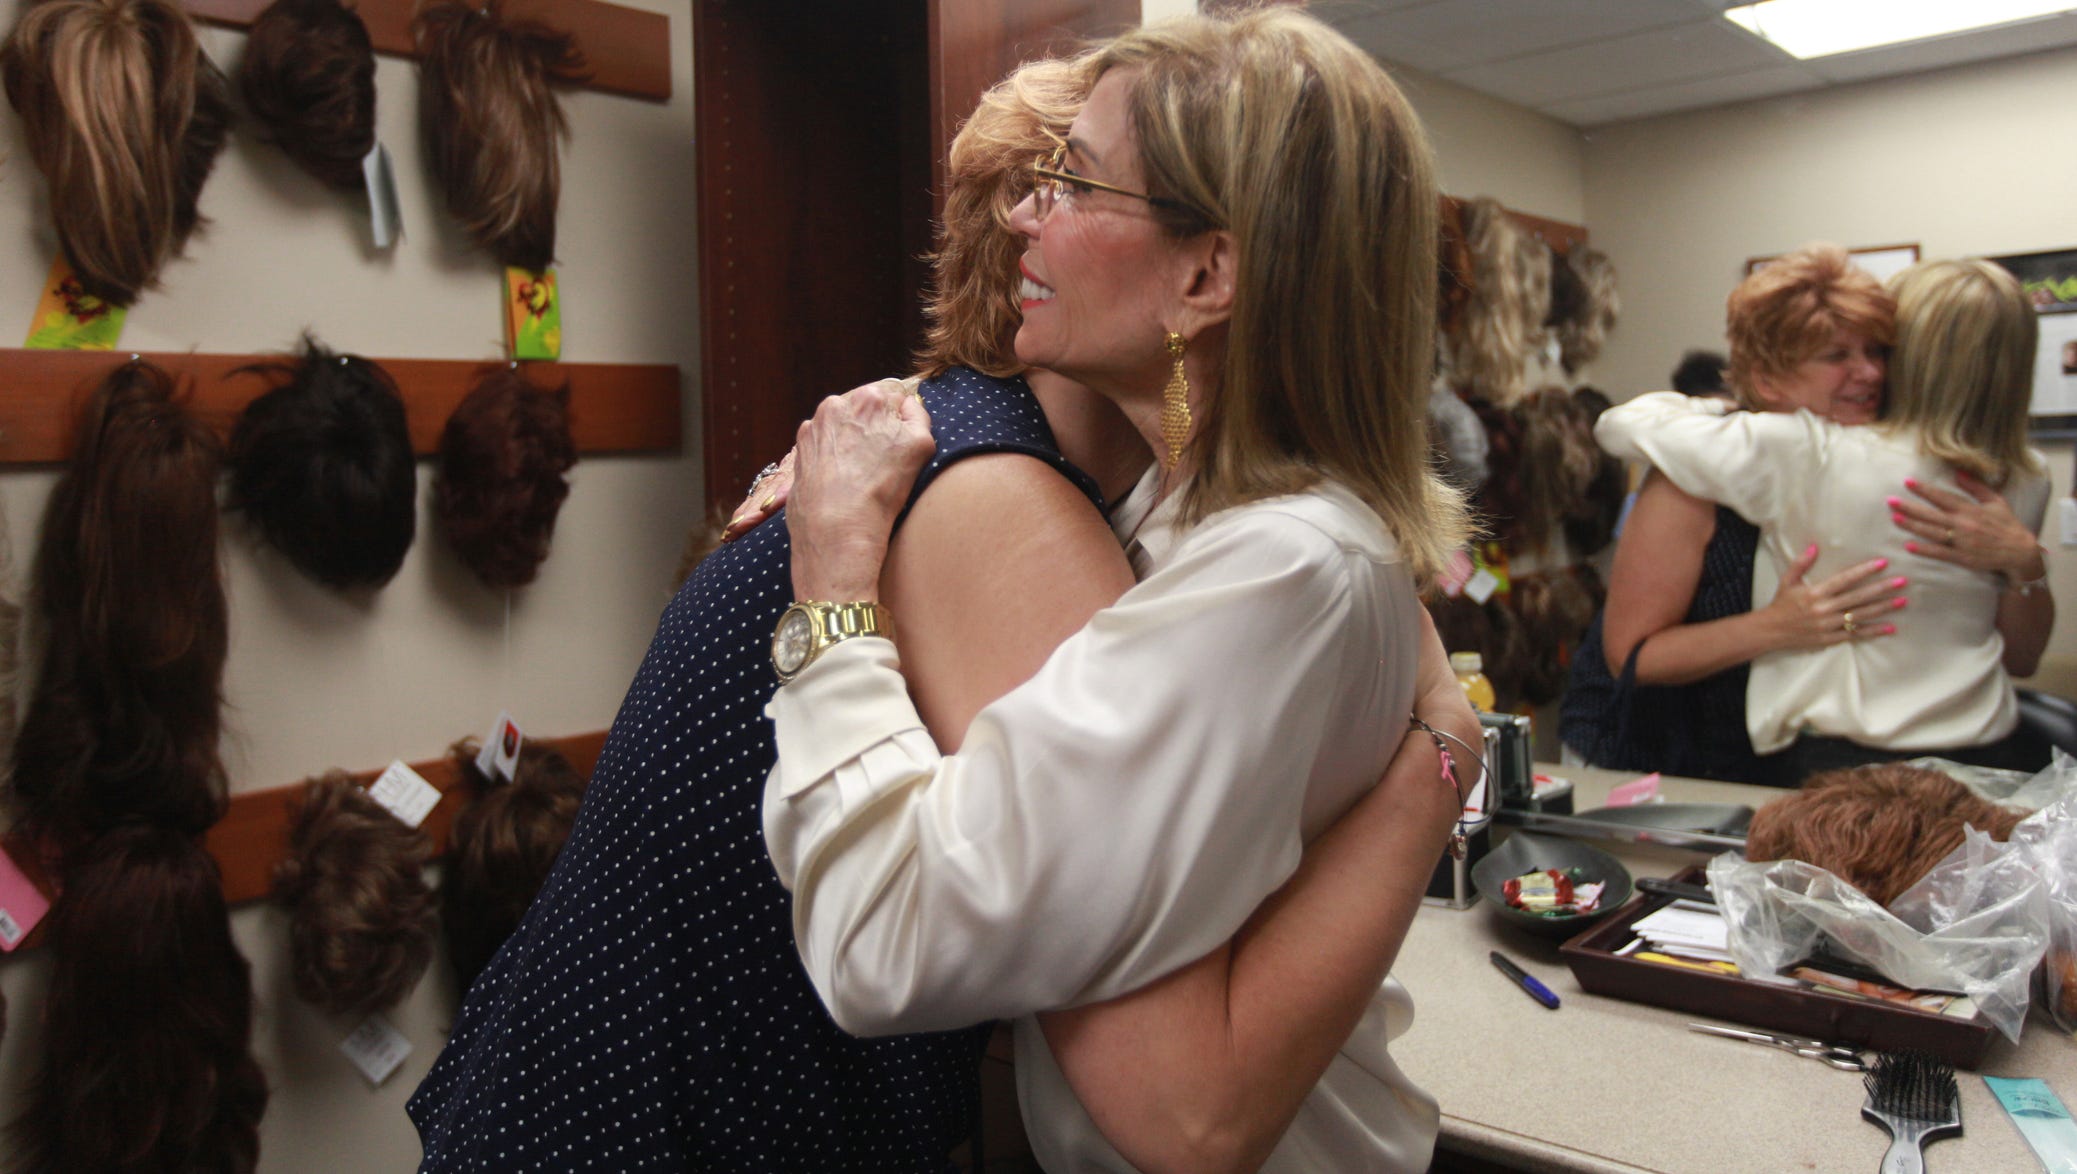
top-left (339, 1014), bottom-right (413, 1086)
top-left (475, 711), bottom-right (524, 785)
top-left (0, 844), bottom-right (51, 951)
top-left (368, 760), bottom-right (442, 828)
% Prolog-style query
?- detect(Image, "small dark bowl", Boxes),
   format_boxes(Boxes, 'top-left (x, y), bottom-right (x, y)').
top-left (1471, 832), bottom-right (1635, 940)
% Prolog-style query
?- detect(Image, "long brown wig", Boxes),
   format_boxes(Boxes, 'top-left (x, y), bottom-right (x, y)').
top-left (414, 0), bottom-right (587, 272)
top-left (239, 0), bottom-right (377, 191)
top-left (0, 0), bottom-right (233, 305)
top-left (442, 737), bottom-right (586, 989)
top-left (272, 771), bottom-right (437, 1016)
top-left (9, 826), bottom-right (267, 1173)
top-left (433, 366), bottom-right (576, 589)
top-left (10, 361), bottom-right (227, 845)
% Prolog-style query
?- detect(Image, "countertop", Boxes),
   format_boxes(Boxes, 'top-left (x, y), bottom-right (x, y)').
top-left (1391, 765), bottom-right (2070, 1173)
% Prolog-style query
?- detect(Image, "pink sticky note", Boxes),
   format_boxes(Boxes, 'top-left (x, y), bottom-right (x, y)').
top-left (1604, 772), bottom-right (1662, 808)
top-left (0, 844), bottom-right (51, 951)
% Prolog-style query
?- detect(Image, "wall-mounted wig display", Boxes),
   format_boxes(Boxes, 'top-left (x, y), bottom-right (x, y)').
top-left (238, 0), bottom-right (378, 192)
top-left (434, 365), bottom-right (576, 589)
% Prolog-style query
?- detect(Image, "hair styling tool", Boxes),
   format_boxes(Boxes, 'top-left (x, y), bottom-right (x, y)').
top-left (1861, 1050), bottom-right (1961, 1173)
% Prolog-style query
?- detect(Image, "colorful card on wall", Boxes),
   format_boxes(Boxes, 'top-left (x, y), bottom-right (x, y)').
top-left (505, 267), bottom-right (561, 360)
top-left (0, 843), bottom-right (52, 951)
top-left (25, 255), bottom-right (126, 350)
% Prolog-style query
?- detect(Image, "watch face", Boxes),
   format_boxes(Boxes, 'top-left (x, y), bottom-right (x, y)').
top-left (773, 608), bottom-right (814, 676)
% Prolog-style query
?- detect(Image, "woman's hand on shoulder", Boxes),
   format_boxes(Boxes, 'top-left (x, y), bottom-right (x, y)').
top-left (788, 379), bottom-right (936, 602)
top-left (1755, 544), bottom-right (1907, 650)
top-left (720, 449), bottom-right (794, 542)
top-left (1891, 473), bottom-right (2048, 585)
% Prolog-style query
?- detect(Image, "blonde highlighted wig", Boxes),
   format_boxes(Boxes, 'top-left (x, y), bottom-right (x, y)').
top-left (1, 0), bottom-right (233, 305)
top-left (1725, 243), bottom-right (1895, 407)
top-left (919, 55), bottom-right (1091, 379)
top-left (1881, 259), bottom-right (2042, 485)
top-left (1447, 196), bottom-right (1550, 405)
top-left (1086, 8), bottom-right (1470, 580)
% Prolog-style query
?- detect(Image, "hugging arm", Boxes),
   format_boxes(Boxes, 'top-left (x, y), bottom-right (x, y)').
top-left (1891, 472), bottom-right (2054, 677)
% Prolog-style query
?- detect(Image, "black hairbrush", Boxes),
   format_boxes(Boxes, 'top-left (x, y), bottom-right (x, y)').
top-left (1860, 1050), bottom-right (1961, 1173)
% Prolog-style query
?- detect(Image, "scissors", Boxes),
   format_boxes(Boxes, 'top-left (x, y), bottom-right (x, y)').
top-left (1686, 1023), bottom-right (1867, 1070)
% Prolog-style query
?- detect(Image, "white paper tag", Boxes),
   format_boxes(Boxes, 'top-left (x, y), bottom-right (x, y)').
top-left (339, 1014), bottom-right (413, 1086)
top-left (1463, 566), bottom-right (1501, 604)
top-left (367, 760), bottom-right (441, 828)
top-left (474, 711), bottom-right (524, 784)
top-left (2059, 497), bottom-right (2077, 549)
top-left (0, 909), bottom-right (19, 949)
top-left (363, 142), bottom-right (401, 250)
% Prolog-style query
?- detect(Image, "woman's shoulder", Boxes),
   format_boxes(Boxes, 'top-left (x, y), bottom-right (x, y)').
top-left (1188, 480), bottom-right (1405, 569)
top-left (904, 366), bottom-right (1104, 515)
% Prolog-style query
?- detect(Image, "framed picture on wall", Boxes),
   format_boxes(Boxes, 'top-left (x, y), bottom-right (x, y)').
top-left (1988, 247), bottom-right (2077, 433)
top-left (1745, 243), bottom-right (1920, 282)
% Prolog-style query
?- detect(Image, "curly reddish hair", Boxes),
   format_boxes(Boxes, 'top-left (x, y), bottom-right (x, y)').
top-left (1726, 243), bottom-right (1895, 407)
top-left (433, 367), bottom-right (576, 589)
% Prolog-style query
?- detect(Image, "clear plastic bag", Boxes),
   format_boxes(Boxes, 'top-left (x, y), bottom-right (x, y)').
top-left (1996, 776), bottom-right (2077, 1032)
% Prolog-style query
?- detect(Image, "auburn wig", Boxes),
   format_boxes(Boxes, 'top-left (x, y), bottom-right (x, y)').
top-left (0, 0), bottom-right (232, 305)
top-left (229, 337), bottom-right (417, 589)
top-left (238, 0), bottom-right (377, 191)
top-left (443, 737), bottom-right (587, 989)
top-left (1745, 763), bottom-right (2024, 907)
top-left (272, 771), bottom-right (437, 1016)
top-left (9, 826), bottom-right (266, 1173)
top-left (414, 0), bottom-right (587, 272)
top-left (11, 361), bottom-right (227, 844)
top-left (432, 366), bottom-right (576, 589)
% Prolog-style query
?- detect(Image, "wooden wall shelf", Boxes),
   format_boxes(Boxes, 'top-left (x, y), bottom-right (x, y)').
top-left (182, 0), bottom-right (672, 103)
top-left (0, 349), bottom-right (681, 465)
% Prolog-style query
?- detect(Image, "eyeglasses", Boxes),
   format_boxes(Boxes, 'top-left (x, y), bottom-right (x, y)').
top-left (1031, 128), bottom-right (1196, 222)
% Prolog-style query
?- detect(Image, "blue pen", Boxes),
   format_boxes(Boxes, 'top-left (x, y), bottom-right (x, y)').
top-left (1489, 950), bottom-right (1561, 1010)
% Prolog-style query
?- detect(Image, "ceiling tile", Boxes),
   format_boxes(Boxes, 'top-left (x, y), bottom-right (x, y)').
top-left (1445, 19), bottom-right (1791, 106)
top-left (1362, 0), bottom-right (1710, 69)
top-left (1548, 63), bottom-right (1825, 127)
top-left (1804, 15), bottom-right (2077, 84)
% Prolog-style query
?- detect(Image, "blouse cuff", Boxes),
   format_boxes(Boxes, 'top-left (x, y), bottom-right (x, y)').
top-left (766, 636), bottom-right (927, 797)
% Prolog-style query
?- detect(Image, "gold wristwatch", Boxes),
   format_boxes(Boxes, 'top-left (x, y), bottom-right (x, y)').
top-left (771, 601), bottom-right (893, 684)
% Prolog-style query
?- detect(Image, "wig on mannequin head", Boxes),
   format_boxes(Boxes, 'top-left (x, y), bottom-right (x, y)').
top-left (1447, 196), bottom-right (1549, 406)
top-left (229, 336), bottom-right (417, 590)
top-left (9, 825), bottom-right (266, 1173)
top-left (1556, 246), bottom-right (1619, 375)
top-left (10, 361), bottom-right (227, 845)
top-left (414, 0), bottom-right (587, 271)
top-left (239, 0), bottom-right (376, 191)
top-left (0, 0), bottom-right (233, 305)
top-left (1745, 763), bottom-right (2024, 906)
top-left (443, 737), bottom-right (587, 990)
top-left (433, 366), bottom-right (576, 589)
top-left (1511, 384), bottom-right (1601, 555)
top-left (272, 771), bottom-right (436, 1016)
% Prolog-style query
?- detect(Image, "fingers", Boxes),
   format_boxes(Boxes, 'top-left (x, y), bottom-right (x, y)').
top-left (1902, 476), bottom-right (1970, 512)
top-left (1778, 542), bottom-right (1820, 587)
top-left (1950, 471), bottom-right (2003, 504)
top-left (1831, 576), bottom-right (1909, 617)
top-left (1807, 554), bottom-right (1888, 595)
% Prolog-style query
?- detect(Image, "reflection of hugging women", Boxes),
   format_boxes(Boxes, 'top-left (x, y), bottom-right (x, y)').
top-left (415, 10), bottom-right (1475, 1172)
top-left (1597, 254), bottom-right (2054, 777)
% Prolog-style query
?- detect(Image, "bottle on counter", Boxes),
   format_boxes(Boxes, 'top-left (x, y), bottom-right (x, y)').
top-left (1451, 651), bottom-right (1495, 712)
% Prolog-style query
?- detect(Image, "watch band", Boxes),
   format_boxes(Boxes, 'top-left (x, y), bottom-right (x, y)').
top-left (772, 600), bottom-right (892, 684)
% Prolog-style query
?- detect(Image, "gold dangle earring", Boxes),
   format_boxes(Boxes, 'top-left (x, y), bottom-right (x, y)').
top-left (1161, 331), bottom-right (1192, 468)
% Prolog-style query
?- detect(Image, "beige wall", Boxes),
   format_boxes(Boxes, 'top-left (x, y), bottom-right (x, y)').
top-left (1582, 44), bottom-right (2077, 694)
top-left (0, 1), bottom-right (697, 1168)
top-left (1394, 64), bottom-right (1587, 226)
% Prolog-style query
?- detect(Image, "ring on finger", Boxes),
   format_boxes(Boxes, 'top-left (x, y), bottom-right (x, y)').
top-left (1946, 526), bottom-right (1957, 544)
top-left (1842, 610), bottom-right (1858, 634)
top-left (747, 461), bottom-right (780, 496)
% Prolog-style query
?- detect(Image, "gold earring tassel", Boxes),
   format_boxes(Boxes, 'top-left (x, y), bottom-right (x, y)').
top-left (1161, 331), bottom-right (1192, 468)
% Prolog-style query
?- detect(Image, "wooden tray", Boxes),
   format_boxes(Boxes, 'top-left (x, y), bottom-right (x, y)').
top-left (1558, 867), bottom-right (1997, 1068)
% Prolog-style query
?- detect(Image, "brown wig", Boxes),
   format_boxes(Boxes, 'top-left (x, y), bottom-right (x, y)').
top-left (1556, 246), bottom-right (1619, 375)
top-left (442, 737), bottom-right (587, 990)
top-left (1465, 393), bottom-right (1527, 550)
top-left (1507, 566), bottom-right (1600, 707)
top-left (1511, 384), bottom-right (1600, 555)
top-left (1447, 196), bottom-right (1549, 406)
top-left (229, 337), bottom-right (417, 589)
top-left (272, 771), bottom-right (436, 1017)
top-left (238, 0), bottom-right (376, 191)
top-left (1744, 763), bottom-right (2025, 907)
top-left (432, 366), bottom-right (576, 589)
top-left (9, 826), bottom-right (266, 1173)
top-left (1562, 386), bottom-right (1627, 557)
top-left (10, 361), bottom-right (227, 845)
top-left (1436, 198), bottom-right (1475, 346)
top-left (414, 0), bottom-right (588, 272)
top-left (0, 0), bottom-right (233, 305)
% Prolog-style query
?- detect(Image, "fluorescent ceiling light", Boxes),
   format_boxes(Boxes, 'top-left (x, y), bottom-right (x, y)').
top-left (1725, 0), bottom-right (2075, 59)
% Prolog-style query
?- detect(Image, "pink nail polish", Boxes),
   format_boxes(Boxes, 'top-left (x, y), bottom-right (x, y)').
top-left (1891, 513), bottom-right (1906, 526)
top-left (1874, 558), bottom-right (1889, 571)
top-left (1904, 478), bottom-right (1920, 489)
top-left (1889, 576), bottom-right (1908, 588)
top-left (1885, 496), bottom-right (1902, 508)
top-left (1804, 543), bottom-right (1818, 558)
top-left (1892, 597), bottom-right (1908, 610)
top-left (1883, 623), bottom-right (1897, 636)
top-left (1905, 541), bottom-right (1919, 553)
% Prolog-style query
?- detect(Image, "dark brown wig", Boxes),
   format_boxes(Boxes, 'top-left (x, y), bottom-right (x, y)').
top-left (1511, 385), bottom-right (1601, 555)
top-left (1562, 386), bottom-right (1627, 557)
top-left (238, 0), bottom-right (377, 191)
top-left (1745, 763), bottom-right (2025, 907)
top-left (442, 737), bottom-right (586, 990)
top-left (1507, 566), bottom-right (1600, 708)
top-left (432, 366), bottom-right (576, 589)
top-left (9, 361), bottom-right (228, 845)
top-left (414, 0), bottom-right (588, 272)
top-left (9, 826), bottom-right (266, 1173)
top-left (1465, 393), bottom-right (1527, 550)
top-left (229, 337), bottom-right (417, 589)
top-left (272, 770), bottom-right (437, 1017)
top-left (0, 0), bottom-right (233, 305)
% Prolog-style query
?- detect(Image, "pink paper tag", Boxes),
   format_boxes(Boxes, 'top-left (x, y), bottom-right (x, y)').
top-left (1604, 772), bottom-right (1662, 808)
top-left (1436, 549), bottom-right (1474, 598)
top-left (0, 844), bottom-right (52, 951)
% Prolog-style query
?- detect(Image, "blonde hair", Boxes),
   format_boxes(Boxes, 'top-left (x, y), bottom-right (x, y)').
top-left (1725, 243), bottom-right (1895, 407)
top-left (918, 56), bottom-right (1092, 378)
top-left (1447, 197), bottom-right (1549, 405)
top-left (1087, 8), bottom-right (1470, 579)
top-left (1883, 259), bottom-right (2041, 484)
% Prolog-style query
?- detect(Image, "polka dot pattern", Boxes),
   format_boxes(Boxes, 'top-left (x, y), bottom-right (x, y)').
top-left (408, 369), bottom-right (1103, 1171)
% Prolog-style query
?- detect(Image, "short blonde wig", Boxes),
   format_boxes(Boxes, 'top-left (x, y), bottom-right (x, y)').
top-left (1883, 259), bottom-right (2041, 484)
top-left (1447, 197), bottom-right (1549, 405)
top-left (1087, 8), bottom-right (1470, 579)
top-left (1725, 243), bottom-right (1895, 407)
top-left (917, 56), bottom-right (1092, 378)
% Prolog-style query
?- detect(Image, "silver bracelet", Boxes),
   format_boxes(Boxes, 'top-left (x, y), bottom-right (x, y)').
top-left (2004, 569), bottom-right (2050, 597)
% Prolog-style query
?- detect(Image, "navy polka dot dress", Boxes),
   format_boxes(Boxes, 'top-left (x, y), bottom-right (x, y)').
top-left (409, 369), bottom-right (1104, 1171)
